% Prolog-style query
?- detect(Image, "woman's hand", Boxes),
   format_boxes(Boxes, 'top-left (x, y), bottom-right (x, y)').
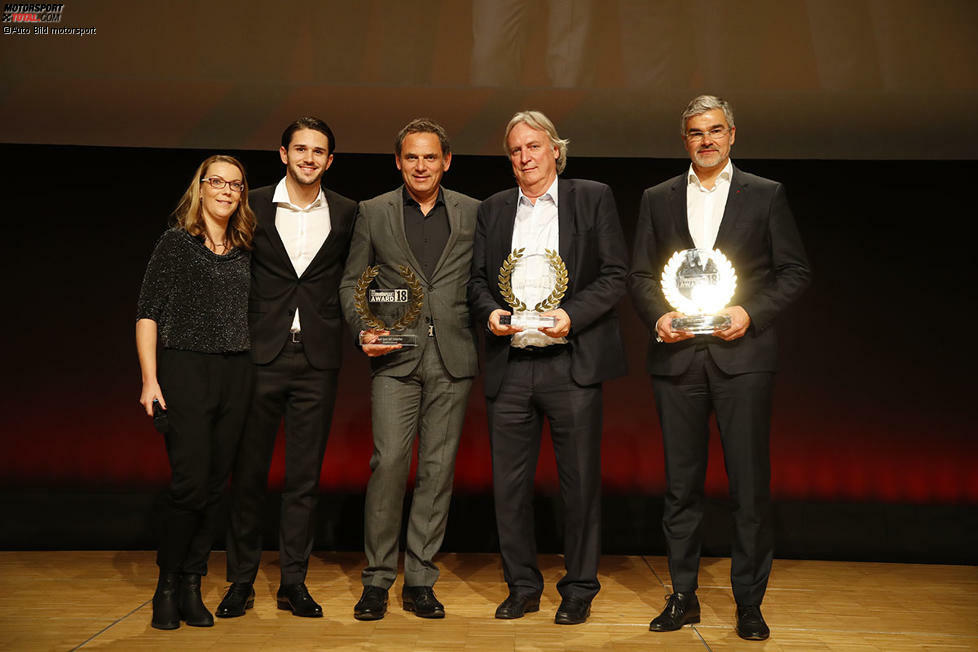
top-left (139, 379), bottom-right (166, 416)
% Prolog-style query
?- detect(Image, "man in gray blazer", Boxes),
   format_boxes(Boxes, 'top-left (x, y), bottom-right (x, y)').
top-left (339, 118), bottom-right (480, 621)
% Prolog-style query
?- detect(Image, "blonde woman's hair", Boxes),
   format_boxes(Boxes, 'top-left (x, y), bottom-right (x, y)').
top-left (172, 154), bottom-right (256, 250)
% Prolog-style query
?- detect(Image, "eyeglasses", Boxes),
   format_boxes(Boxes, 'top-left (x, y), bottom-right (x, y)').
top-left (685, 127), bottom-right (730, 142)
top-left (201, 177), bottom-right (245, 192)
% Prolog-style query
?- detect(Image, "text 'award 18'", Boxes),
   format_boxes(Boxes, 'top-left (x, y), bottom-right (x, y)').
top-left (661, 248), bottom-right (737, 334)
top-left (497, 248), bottom-right (568, 329)
top-left (353, 264), bottom-right (424, 347)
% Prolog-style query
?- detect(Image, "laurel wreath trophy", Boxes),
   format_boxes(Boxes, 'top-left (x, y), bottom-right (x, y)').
top-left (661, 248), bottom-right (738, 334)
top-left (497, 248), bottom-right (569, 329)
top-left (353, 264), bottom-right (424, 346)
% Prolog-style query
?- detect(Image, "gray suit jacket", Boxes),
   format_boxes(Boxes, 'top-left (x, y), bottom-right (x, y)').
top-left (340, 186), bottom-right (480, 379)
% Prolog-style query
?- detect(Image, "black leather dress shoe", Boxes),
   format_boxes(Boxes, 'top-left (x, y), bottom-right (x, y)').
top-left (736, 605), bottom-right (770, 640)
top-left (354, 586), bottom-right (388, 621)
top-left (276, 583), bottom-right (323, 617)
top-left (151, 572), bottom-right (180, 630)
top-left (401, 586), bottom-right (445, 619)
top-left (554, 597), bottom-right (590, 625)
top-left (649, 592), bottom-right (700, 631)
top-left (178, 573), bottom-right (214, 627)
top-left (216, 582), bottom-right (255, 618)
top-left (494, 592), bottom-right (541, 619)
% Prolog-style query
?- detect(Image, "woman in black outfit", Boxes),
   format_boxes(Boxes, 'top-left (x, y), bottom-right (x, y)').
top-left (136, 154), bottom-right (256, 629)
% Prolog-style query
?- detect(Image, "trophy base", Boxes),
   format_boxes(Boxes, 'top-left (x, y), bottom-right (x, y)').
top-left (359, 333), bottom-right (418, 347)
top-left (671, 314), bottom-right (731, 334)
top-left (500, 313), bottom-right (557, 329)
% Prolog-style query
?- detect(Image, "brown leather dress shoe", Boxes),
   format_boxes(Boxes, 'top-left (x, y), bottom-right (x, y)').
top-left (649, 592), bottom-right (700, 631)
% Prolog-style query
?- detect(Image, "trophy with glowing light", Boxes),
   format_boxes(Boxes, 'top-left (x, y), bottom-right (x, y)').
top-left (661, 248), bottom-right (738, 333)
top-left (497, 248), bottom-right (568, 329)
top-left (353, 264), bottom-right (424, 347)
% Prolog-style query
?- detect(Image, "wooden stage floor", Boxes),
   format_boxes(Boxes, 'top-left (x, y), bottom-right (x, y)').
top-left (1, 551), bottom-right (975, 651)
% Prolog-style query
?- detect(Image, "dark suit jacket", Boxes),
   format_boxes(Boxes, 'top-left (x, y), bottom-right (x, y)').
top-left (468, 178), bottom-right (628, 399)
top-left (339, 186), bottom-right (480, 379)
top-left (248, 184), bottom-right (357, 369)
top-left (628, 166), bottom-right (811, 377)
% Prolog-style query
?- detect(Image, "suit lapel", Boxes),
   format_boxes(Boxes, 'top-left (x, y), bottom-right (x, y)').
top-left (388, 188), bottom-right (426, 280)
top-left (257, 197), bottom-right (298, 278)
top-left (300, 190), bottom-right (346, 278)
top-left (494, 190), bottom-right (519, 263)
top-left (669, 174), bottom-right (695, 249)
top-left (714, 166), bottom-right (747, 252)
top-left (557, 179), bottom-right (574, 271)
top-left (431, 190), bottom-right (460, 280)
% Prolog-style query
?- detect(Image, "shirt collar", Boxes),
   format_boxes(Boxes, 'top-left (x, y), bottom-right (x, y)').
top-left (273, 177), bottom-right (326, 211)
top-left (687, 159), bottom-right (733, 190)
top-left (402, 185), bottom-right (445, 209)
top-left (518, 176), bottom-right (559, 207)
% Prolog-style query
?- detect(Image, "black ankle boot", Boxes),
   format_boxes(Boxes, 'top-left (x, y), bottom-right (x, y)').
top-left (178, 573), bottom-right (214, 627)
top-left (151, 571), bottom-right (181, 630)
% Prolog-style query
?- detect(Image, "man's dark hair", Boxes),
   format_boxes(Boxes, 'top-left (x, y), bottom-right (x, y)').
top-left (394, 118), bottom-right (451, 157)
top-left (281, 117), bottom-right (336, 155)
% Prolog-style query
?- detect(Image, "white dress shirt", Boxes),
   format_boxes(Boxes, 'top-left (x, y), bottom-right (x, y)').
top-left (510, 176), bottom-right (567, 348)
top-left (686, 159), bottom-right (733, 250)
top-left (273, 177), bottom-right (331, 332)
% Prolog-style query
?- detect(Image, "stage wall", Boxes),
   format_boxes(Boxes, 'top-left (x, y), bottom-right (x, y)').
top-left (0, 145), bottom-right (974, 561)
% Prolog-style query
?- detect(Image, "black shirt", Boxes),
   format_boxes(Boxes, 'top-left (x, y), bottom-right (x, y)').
top-left (402, 186), bottom-right (450, 280)
top-left (136, 228), bottom-right (250, 353)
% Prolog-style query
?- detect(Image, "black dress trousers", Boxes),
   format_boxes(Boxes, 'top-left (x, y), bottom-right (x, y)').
top-left (488, 347), bottom-right (604, 602)
top-left (226, 340), bottom-right (339, 585)
top-left (156, 348), bottom-right (254, 575)
top-left (651, 347), bottom-right (774, 606)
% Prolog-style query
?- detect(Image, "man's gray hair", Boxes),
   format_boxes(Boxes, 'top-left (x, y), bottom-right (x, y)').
top-left (503, 110), bottom-right (569, 174)
top-left (680, 95), bottom-right (735, 135)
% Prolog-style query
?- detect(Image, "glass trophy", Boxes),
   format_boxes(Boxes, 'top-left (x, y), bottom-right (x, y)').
top-left (497, 248), bottom-right (568, 329)
top-left (661, 248), bottom-right (738, 334)
top-left (353, 264), bottom-right (423, 347)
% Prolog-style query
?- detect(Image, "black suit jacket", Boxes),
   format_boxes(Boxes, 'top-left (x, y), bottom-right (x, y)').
top-left (248, 184), bottom-right (357, 369)
top-left (468, 178), bottom-right (628, 398)
top-left (628, 166), bottom-right (811, 376)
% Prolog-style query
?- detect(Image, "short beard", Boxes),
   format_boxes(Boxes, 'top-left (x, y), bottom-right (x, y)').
top-left (692, 151), bottom-right (723, 169)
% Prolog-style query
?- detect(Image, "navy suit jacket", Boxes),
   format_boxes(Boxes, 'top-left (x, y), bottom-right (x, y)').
top-left (628, 166), bottom-right (811, 376)
top-left (468, 178), bottom-right (628, 398)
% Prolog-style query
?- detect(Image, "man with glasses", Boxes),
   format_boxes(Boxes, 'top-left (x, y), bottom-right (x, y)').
top-left (628, 95), bottom-right (810, 641)
top-left (218, 117), bottom-right (357, 619)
